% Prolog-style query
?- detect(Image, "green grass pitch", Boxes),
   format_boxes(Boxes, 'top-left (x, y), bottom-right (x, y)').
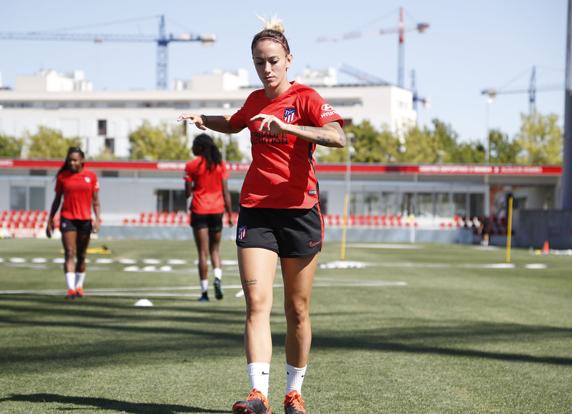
top-left (0, 238), bottom-right (571, 413)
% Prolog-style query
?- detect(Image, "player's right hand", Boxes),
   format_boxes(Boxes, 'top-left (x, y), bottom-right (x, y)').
top-left (46, 220), bottom-right (54, 239)
top-left (178, 113), bottom-right (207, 130)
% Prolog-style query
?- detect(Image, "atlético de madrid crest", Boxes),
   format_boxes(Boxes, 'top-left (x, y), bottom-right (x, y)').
top-left (283, 107), bottom-right (296, 123)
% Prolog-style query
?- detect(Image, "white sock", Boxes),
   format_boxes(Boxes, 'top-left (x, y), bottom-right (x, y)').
top-left (75, 272), bottom-right (86, 289)
top-left (200, 279), bottom-right (209, 293)
top-left (286, 364), bottom-right (307, 394)
top-left (65, 272), bottom-right (75, 290)
top-left (247, 362), bottom-right (270, 397)
top-left (213, 267), bottom-right (222, 280)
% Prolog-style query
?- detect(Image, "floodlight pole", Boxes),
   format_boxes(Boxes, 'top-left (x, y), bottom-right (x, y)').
top-left (340, 134), bottom-right (354, 260)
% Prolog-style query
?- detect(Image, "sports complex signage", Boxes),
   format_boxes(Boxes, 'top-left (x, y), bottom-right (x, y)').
top-left (0, 159), bottom-right (563, 176)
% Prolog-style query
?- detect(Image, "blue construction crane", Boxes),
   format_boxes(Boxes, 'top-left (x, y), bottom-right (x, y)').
top-left (481, 66), bottom-right (562, 114)
top-left (0, 15), bottom-right (215, 90)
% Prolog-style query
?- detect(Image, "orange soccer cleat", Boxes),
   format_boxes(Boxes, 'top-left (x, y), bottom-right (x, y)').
top-left (283, 391), bottom-right (307, 414)
top-left (75, 287), bottom-right (85, 298)
top-left (232, 389), bottom-right (272, 414)
top-left (65, 289), bottom-right (76, 299)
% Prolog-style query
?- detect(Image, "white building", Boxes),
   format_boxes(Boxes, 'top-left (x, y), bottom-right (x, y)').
top-left (0, 68), bottom-right (417, 158)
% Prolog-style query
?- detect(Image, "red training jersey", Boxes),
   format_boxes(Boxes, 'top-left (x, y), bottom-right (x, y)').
top-left (184, 156), bottom-right (229, 214)
top-left (55, 169), bottom-right (99, 220)
top-left (229, 82), bottom-right (343, 209)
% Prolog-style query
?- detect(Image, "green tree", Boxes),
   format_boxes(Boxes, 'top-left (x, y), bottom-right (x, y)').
top-left (400, 119), bottom-right (484, 164)
top-left (488, 129), bottom-right (520, 164)
top-left (129, 122), bottom-right (189, 160)
top-left (0, 134), bottom-right (23, 158)
top-left (317, 120), bottom-right (399, 163)
top-left (215, 136), bottom-right (244, 162)
top-left (431, 119), bottom-right (460, 163)
top-left (515, 112), bottom-right (562, 165)
top-left (451, 141), bottom-right (486, 164)
top-left (398, 125), bottom-right (437, 163)
top-left (27, 127), bottom-right (81, 159)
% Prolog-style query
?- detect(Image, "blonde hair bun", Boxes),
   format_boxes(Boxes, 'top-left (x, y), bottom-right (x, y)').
top-left (257, 15), bottom-right (285, 33)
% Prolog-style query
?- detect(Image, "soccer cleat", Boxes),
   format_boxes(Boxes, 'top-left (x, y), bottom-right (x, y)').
top-left (198, 292), bottom-right (209, 302)
top-left (75, 287), bottom-right (85, 298)
top-left (214, 278), bottom-right (224, 300)
top-left (283, 391), bottom-right (307, 414)
top-left (65, 289), bottom-right (76, 299)
top-left (232, 388), bottom-right (272, 414)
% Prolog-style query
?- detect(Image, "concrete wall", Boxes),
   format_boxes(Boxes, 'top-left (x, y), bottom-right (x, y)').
top-left (513, 210), bottom-right (572, 249)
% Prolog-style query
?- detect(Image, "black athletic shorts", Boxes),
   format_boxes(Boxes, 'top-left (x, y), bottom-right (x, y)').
top-left (60, 218), bottom-right (92, 234)
top-left (190, 212), bottom-right (223, 233)
top-left (235, 204), bottom-right (323, 258)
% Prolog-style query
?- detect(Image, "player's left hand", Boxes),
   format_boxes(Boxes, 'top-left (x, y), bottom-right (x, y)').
top-left (251, 114), bottom-right (287, 135)
top-left (93, 218), bottom-right (101, 233)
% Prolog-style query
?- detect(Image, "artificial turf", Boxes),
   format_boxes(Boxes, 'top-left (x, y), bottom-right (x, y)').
top-left (0, 238), bottom-right (570, 413)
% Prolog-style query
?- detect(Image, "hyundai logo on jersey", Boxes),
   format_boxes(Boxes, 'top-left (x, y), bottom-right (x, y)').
top-left (283, 107), bottom-right (296, 124)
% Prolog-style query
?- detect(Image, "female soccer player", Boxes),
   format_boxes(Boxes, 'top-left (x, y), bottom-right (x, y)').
top-left (179, 18), bottom-right (345, 414)
top-left (184, 133), bottom-right (233, 302)
top-left (46, 147), bottom-right (101, 300)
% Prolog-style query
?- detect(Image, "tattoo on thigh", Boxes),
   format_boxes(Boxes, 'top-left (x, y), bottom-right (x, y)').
top-left (244, 279), bottom-right (257, 286)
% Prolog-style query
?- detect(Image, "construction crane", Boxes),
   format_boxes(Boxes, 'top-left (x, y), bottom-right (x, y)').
top-left (338, 64), bottom-right (390, 85)
top-left (481, 66), bottom-right (562, 114)
top-left (410, 69), bottom-right (429, 110)
top-left (317, 7), bottom-right (429, 88)
top-left (0, 15), bottom-right (215, 90)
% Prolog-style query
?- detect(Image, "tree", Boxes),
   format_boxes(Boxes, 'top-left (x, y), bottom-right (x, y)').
top-left (129, 122), bottom-right (189, 160)
top-left (515, 112), bottom-right (562, 165)
top-left (214, 136), bottom-right (244, 162)
top-left (451, 141), bottom-right (486, 164)
top-left (398, 125), bottom-right (437, 163)
top-left (317, 120), bottom-right (399, 163)
top-left (488, 129), bottom-right (520, 164)
top-left (27, 127), bottom-right (81, 159)
top-left (0, 134), bottom-right (23, 158)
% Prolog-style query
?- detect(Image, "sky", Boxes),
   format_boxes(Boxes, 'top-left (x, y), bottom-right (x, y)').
top-left (0, 0), bottom-right (567, 143)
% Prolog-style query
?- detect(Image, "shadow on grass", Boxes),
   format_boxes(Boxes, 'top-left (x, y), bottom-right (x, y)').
top-left (1, 296), bottom-right (571, 368)
top-left (0, 393), bottom-right (230, 414)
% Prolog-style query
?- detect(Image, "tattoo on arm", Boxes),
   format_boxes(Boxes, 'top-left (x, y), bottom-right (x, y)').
top-left (316, 136), bottom-right (337, 147)
top-left (299, 126), bottom-right (342, 147)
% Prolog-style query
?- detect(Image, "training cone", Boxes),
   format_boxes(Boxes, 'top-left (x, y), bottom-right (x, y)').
top-left (542, 240), bottom-right (550, 255)
top-left (134, 298), bottom-right (153, 307)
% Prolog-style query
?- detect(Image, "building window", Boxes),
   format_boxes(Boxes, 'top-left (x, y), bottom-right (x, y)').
top-left (453, 193), bottom-right (467, 217)
top-left (10, 186), bottom-right (45, 210)
top-left (469, 193), bottom-right (485, 218)
top-left (416, 192), bottom-right (433, 217)
top-left (434, 193), bottom-right (452, 217)
top-left (156, 189), bottom-right (187, 213)
top-left (104, 137), bottom-right (115, 154)
top-left (97, 119), bottom-right (107, 136)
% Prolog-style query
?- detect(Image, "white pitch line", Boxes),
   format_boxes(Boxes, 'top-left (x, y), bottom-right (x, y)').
top-left (9, 258), bottom-right (26, 263)
top-left (167, 259), bottom-right (187, 265)
top-left (525, 263), bottom-right (547, 269)
top-left (0, 279), bottom-right (406, 296)
top-left (118, 258), bottom-right (137, 264)
top-left (143, 259), bottom-right (161, 264)
top-left (32, 258), bottom-right (47, 263)
top-left (349, 243), bottom-right (422, 250)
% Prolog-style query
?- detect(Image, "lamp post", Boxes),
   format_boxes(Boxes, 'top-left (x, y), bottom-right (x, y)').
top-left (340, 133), bottom-right (355, 260)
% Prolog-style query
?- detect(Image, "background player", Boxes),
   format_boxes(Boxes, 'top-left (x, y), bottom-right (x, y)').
top-left (46, 147), bottom-right (101, 299)
top-left (185, 133), bottom-right (233, 302)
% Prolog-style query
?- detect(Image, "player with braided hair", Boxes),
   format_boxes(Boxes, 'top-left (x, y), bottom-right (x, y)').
top-left (184, 133), bottom-right (233, 302)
